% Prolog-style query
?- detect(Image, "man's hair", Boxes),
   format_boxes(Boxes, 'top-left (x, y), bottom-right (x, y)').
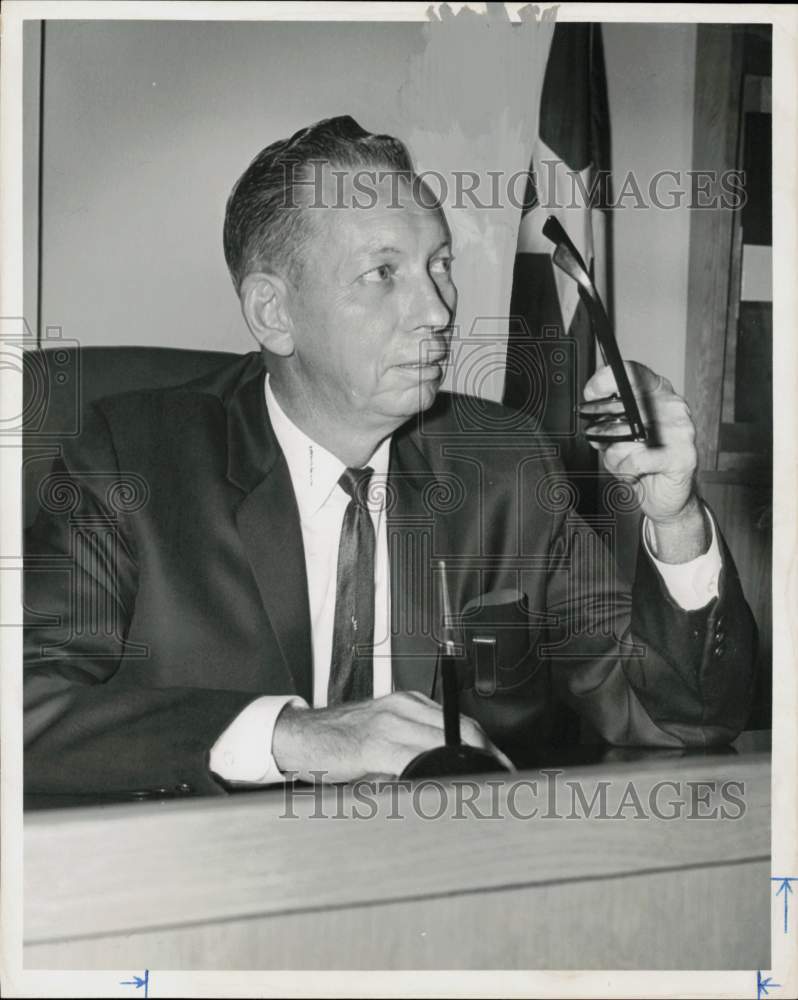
top-left (223, 115), bottom-right (414, 293)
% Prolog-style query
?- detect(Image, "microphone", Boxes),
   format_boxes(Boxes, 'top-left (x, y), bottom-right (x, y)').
top-left (400, 561), bottom-right (511, 780)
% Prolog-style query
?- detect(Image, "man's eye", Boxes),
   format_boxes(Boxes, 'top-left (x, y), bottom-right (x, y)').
top-left (430, 256), bottom-right (454, 276)
top-left (362, 264), bottom-right (394, 284)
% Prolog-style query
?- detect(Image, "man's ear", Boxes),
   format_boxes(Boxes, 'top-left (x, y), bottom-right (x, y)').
top-left (239, 272), bottom-right (295, 356)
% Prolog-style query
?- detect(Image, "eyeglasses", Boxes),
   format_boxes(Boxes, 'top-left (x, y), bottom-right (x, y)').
top-left (542, 215), bottom-right (647, 444)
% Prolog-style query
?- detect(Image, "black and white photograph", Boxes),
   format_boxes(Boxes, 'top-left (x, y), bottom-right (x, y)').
top-left (1, 2), bottom-right (795, 996)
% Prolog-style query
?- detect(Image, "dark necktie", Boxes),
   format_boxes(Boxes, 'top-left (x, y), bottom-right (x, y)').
top-left (327, 466), bottom-right (376, 706)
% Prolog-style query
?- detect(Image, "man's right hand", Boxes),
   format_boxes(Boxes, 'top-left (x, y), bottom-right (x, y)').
top-left (271, 691), bottom-right (511, 782)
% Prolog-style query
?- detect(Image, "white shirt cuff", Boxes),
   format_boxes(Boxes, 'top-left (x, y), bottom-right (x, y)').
top-left (642, 506), bottom-right (722, 611)
top-left (209, 695), bottom-right (309, 785)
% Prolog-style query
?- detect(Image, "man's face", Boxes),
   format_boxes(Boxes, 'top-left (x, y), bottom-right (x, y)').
top-left (282, 169), bottom-right (456, 437)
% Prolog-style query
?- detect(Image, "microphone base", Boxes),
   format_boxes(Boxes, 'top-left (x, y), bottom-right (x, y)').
top-left (400, 744), bottom-right (511, 780)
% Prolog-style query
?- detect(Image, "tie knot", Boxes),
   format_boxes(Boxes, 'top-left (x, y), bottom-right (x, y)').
top-left (339, 466), bottom-right (374, 505)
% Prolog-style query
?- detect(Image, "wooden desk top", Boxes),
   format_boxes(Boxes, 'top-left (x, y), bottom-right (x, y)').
top-left (25, 737), bottom-right (770, 962)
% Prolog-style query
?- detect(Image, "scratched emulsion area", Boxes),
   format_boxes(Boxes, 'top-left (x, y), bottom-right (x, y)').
top-left (390, 5), bottom-right (554, 402)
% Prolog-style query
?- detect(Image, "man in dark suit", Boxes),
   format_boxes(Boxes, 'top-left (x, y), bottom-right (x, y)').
top-left (24, 117), bottom-right (756, 797)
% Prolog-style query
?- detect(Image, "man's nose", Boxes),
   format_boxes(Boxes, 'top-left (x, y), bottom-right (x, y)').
top-left (409, 273), bottom-right (454, 333)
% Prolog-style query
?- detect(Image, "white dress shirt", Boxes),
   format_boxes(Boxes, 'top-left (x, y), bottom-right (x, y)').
top-left (210, 374), bottom-right (722, 785)
top-left (210, 375), bottom-right (392, 784)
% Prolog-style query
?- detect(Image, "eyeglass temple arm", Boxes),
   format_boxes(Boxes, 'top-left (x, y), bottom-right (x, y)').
top-left (542, 216), bottom-right (647, 443)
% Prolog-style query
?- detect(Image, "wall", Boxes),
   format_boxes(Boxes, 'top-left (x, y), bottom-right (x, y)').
top-left (603, 22), bottom-right (697, 395)
top-left (28, 19), bottom-right (697, 398)
top-left (28, 17), bottom-right (548, 402)
top-left (34, 21), bottom-right (427, 357)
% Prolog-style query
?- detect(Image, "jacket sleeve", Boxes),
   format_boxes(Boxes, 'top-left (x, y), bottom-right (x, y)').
top-left (545, 497), bottom-right (757, 747)
top-left (24, 403), bottom-right (258, 797)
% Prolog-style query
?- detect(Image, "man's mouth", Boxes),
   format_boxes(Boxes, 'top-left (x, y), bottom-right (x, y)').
top-left (396, 359), bottom-right (446, 379)
top-left (397, 350), bottom-right (448, 368)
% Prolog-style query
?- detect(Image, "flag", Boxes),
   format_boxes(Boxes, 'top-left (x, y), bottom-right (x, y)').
top-left (504, 23), bottom-right (612, 506)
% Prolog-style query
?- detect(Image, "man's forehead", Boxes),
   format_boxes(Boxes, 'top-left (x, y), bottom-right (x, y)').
top-left (344, 206), bottom-right (449, 249)
top-left (308, 167), bottom-right (449, 250)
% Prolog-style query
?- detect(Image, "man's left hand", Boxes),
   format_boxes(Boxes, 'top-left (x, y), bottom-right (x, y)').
top-left (580, 361), bottom-right (709, 562)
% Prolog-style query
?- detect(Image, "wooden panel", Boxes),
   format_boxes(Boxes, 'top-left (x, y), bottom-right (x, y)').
top-left (25, 858), bottom-right (770, 971)
top-left (721, 223), bottom-right (744, 424)
top-left (719, 421), bottom-right (772, 454)
top-left (684, 26), bottom-right (744, 471)
top-left (25, 754), bottom-right (770, 969)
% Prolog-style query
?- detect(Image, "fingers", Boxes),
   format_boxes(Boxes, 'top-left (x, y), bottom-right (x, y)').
top-left (398, 691), bottom-right (496, 752)
top-left (379, 690), bottom-right (446, 730)
top-left (380, 723), bottom-right (444, 778)
top-left (608, 445), bottom-right (693, 480)
top-left (597, 398), bottom-right (695, 472)
top-left (577, 396), bottom-right (637, 445)
top-left (398, 689), bottom-right (440, 710)
top-left (459, 713), bottom-right (515, 772)
top-left (580, 371), bottom-right (695, 468)
top-left (584, 421), bottom-right (643, 449)
top-left (581, 364), bottom-right (659, 448)
top-left (459, 712), bottom-right (490, 750)
top-left (577, 395), bottom-right (626, 419)
top-left (583, 361), bottom-right (672, 403)
top-left (380, 694), bottom-right (514, 773)
top-left (371, 695), bottom-right (447, 772)
top-left (599, 440), bottom-right (648, 475)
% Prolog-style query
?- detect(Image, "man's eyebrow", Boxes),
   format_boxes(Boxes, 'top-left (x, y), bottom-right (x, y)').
top-left (356, 243), bottom-right (403, 257)
top-left (352, 238), bottom-right (452, 259)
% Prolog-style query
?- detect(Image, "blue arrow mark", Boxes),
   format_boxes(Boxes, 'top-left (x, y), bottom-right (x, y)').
top-left (771, 877), bottom-right (797, 933)
top-left (119, 970), bottom-right (149, 998)
top-left (757, 969), bottom-right (781, 1000)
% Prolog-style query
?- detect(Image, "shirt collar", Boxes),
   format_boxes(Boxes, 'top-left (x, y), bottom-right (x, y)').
top-left (265, 373), bottom-right (391, 518)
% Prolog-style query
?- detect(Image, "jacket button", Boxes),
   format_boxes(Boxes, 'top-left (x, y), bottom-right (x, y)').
top-left (714, 641), bottom-right (725, 657)
top-left (175, 782), bottom-right (193, 795)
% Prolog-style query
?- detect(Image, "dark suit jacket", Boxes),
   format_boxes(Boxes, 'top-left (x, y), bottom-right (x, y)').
top-left (24, 352), bottom-right (757, 796)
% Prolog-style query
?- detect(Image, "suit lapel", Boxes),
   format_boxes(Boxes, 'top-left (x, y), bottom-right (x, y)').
top-left (222, 357), bottom-right (448, 705)
top-left (225, 362), bottom-right (313, 703)
top-left (388, 427), bottom-right (446, 700)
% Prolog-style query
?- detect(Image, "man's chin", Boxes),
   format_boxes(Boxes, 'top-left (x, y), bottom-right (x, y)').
top-left (370, 370), bottom-right (444, 425)
top-left (399, 377), bottom-right (441, 415)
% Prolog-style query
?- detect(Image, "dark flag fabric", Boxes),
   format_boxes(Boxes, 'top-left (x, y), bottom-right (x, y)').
top-left (504, 23), bottom-right (612, 501)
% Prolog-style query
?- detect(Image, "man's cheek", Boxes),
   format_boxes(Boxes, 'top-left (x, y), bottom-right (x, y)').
top-left (346, 359), bottom-right (383, 404)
